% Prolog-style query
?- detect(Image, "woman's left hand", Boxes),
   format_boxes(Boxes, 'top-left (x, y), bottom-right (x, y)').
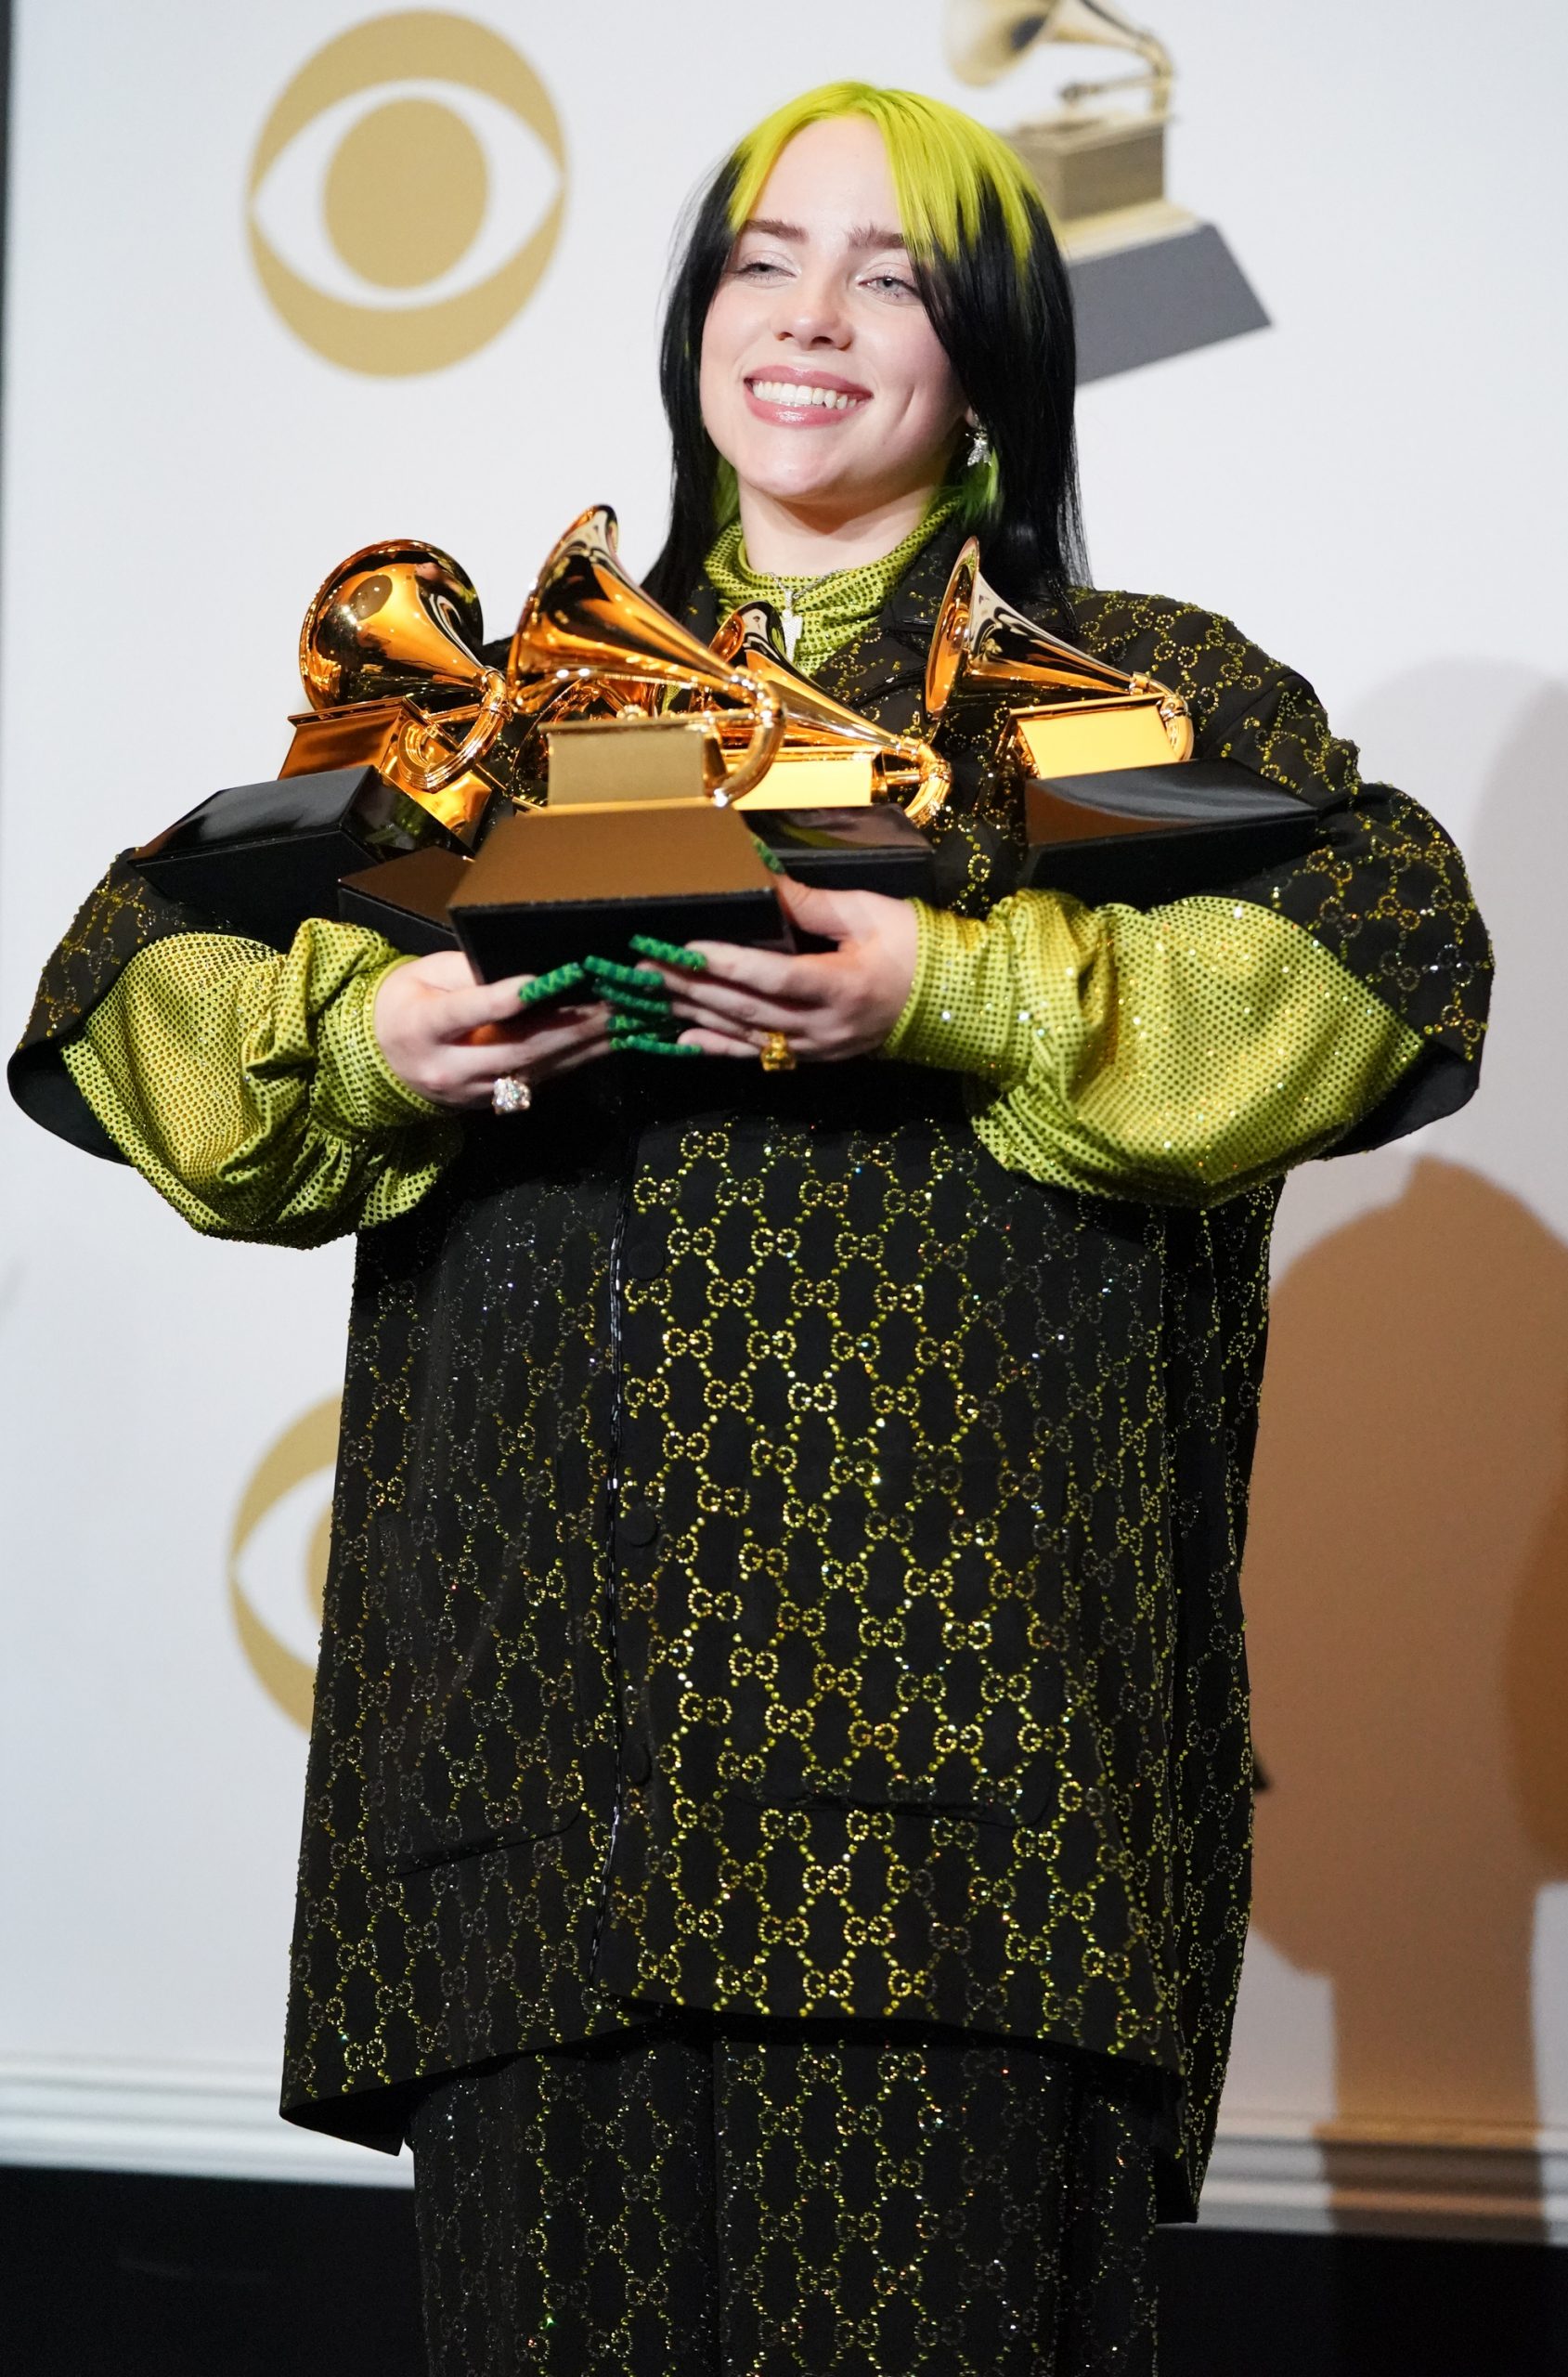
top-left (642, 875), bottom-right (919, 1063)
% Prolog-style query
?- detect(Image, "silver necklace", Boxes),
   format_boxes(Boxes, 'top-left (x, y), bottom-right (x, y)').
top-left (776, 584), bottom-right (813, 661)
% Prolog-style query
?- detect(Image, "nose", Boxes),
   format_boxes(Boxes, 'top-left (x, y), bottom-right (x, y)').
top-left (771, 263), bottom-right (851, 351)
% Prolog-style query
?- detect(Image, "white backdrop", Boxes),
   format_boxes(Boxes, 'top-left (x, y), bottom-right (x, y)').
top-left (2, 1), bottom-right (1565, 2229)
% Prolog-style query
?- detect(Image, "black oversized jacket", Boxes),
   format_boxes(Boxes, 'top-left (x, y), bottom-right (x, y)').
top-left (11, 525), bottom-right (1490, 2215)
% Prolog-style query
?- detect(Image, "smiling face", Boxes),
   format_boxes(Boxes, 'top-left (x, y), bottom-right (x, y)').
top-left (699, 115), bottom-right (971, 567)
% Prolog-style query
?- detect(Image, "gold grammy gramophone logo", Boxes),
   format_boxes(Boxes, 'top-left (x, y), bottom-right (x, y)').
top-left (229, 1397), bottom-right (341, 1730)
top-left (945, 0), bottom-right (1267, 379)
top-left (248, 9), bottom-right (566, 375)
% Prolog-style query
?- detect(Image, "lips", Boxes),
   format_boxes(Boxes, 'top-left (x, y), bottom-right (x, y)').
top-left (743, 368), bottom-right (871, 425)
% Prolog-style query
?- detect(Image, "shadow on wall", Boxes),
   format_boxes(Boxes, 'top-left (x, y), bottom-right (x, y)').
top-left (1241, 669), bottom-right (1568, 2228)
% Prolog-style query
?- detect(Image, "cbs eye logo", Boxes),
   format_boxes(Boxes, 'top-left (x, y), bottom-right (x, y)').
top-left (229, 1398), bottom-right (342, 1731)
top-left (248, 9), bottom-right (566, 376)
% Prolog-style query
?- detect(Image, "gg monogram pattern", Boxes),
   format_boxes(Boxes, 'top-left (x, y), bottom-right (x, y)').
top-left (410, 2017), bottom-right (1161, 2377)
top-left (10, 525), bottom-right (1490, 2243)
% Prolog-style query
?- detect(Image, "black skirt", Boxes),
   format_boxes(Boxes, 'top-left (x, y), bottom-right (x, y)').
top-left (409, 2016), bottom-right (1160, 2375)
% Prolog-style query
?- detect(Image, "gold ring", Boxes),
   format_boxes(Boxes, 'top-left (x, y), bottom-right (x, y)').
top-left (490, 1072), bottom-right (533, 1116)
top-left (758, 1031), bottom-right (796, 1073)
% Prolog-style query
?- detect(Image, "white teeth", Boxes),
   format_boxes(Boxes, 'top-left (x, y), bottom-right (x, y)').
top-left (750, 379), bottom-right (861, 411)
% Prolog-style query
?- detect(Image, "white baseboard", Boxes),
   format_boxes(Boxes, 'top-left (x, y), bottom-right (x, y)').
top-left (0, 2057), bottom-right (411, 2189)
top-left (5, 2056), bottom-right (1568, 2238)
top-left (1202, 2118), bottom-right (1568, 2242)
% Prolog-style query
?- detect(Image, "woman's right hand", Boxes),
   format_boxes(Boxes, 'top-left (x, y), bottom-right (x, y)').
top-left (373, 951), bottom-right (614, 1111)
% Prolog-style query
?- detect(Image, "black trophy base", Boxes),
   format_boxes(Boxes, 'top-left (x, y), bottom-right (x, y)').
top-left (1020, 760), bottom-right (1317, 908)
top-left (134, 767), bottom-right (460, 951)
top-left (337, 806), bottom-right (938, 968)
top-left (338, 849), bottom-right (467, 955)
top-left (1069, 222), bottom-right (1269, 384)
top-left (746, 805), bottom-right (935, 901)
top-left (447, 806), bottom-right (788, 982)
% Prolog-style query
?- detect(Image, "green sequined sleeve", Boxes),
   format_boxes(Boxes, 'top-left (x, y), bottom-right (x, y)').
top-left (884, 890), bottom-right (1421, 1205)
top-left (59, 921), bottom-right (461, 1246)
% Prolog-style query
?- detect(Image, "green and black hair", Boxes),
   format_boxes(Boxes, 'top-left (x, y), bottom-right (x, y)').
top-left (644, 82), bottom-right (1085, 615)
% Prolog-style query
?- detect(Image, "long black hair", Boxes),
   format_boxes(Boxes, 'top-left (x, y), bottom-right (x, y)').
top-left (643, 85), bottom-right (1086, 617)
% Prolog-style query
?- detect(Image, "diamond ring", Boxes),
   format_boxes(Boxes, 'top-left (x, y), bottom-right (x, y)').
top-left (490, 1072), bottom-right (533, 1116)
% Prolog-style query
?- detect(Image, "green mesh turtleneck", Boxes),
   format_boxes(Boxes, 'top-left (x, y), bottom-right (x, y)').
top-left (704, 494), bottom-right (960, 676)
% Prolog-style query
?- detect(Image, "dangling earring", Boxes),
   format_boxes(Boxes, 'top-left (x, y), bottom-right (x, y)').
top-left (966, 423), bottom-right (991, 470)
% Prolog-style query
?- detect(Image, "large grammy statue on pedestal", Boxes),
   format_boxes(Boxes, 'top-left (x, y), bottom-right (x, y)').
top-left (946, 0), bottom-right (1269, 381)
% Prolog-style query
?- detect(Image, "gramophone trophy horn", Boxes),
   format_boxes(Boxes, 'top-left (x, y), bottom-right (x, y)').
top-left (284, 541), bottom-right (515, 840)
top-left (300, 542), bottom-right (487, 711)
top-left (508, 505), bottom-right (784, 806)
top-left (946, 0), bottom-right (1173, 114)
top-left (710, 603), bottom-right (952, 827)
top-left (926, 537), bottom-right (1193, 775)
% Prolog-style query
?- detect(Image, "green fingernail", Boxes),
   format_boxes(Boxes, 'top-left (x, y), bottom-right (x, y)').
top-left (604, 986), bottom-right (673, 1020)
top-left (603, 968), bottom-right (671, 999)
top-left (747, 835), bottom-right (785, 874)
top-left (607, 1004), bottom-right (679, 1033)
top-left (628, 934), bottom-right (707, 972)
top-left (608, 1012), bottom-right (674, 1041)
top-left (614, 1031), bottom-right (699, 1058)
top-left (517, 962), bottom-right (588, 1007)
top-left (581, 955), bottom-right (670, 990)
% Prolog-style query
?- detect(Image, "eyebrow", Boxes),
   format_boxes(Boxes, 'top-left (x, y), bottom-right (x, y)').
top-left (739, 216), bottom-right (908, 252)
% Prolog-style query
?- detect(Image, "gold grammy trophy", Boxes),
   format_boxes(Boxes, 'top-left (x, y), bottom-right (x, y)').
top-left (502, 504), bottom-right (787, 809)
top-left (920, 539), bottom-right (1319, 908)
top-left (947, 0), bottom-right (1186, 254)
top-left (708, 603), bottom-right (952, 826)
top-left (420, 501), bottom-right (797, 977)
top-left (133, 541), bottom-right (525, 946)
top-left (281, 542), bottom-right (516, 847)
top-left (926, 536), bottom-right (1192, 775)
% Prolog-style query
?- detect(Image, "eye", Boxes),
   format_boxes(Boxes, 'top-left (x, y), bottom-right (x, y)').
top-left (247, 18), bottom-right (565, 376)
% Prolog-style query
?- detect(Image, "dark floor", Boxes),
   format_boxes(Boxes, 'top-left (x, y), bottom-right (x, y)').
top-left (4, 2164), bottom-right (1568, 2375)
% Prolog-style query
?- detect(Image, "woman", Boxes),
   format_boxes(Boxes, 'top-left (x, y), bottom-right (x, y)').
top-left (12, 83), bottom-right (1489, 2377)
